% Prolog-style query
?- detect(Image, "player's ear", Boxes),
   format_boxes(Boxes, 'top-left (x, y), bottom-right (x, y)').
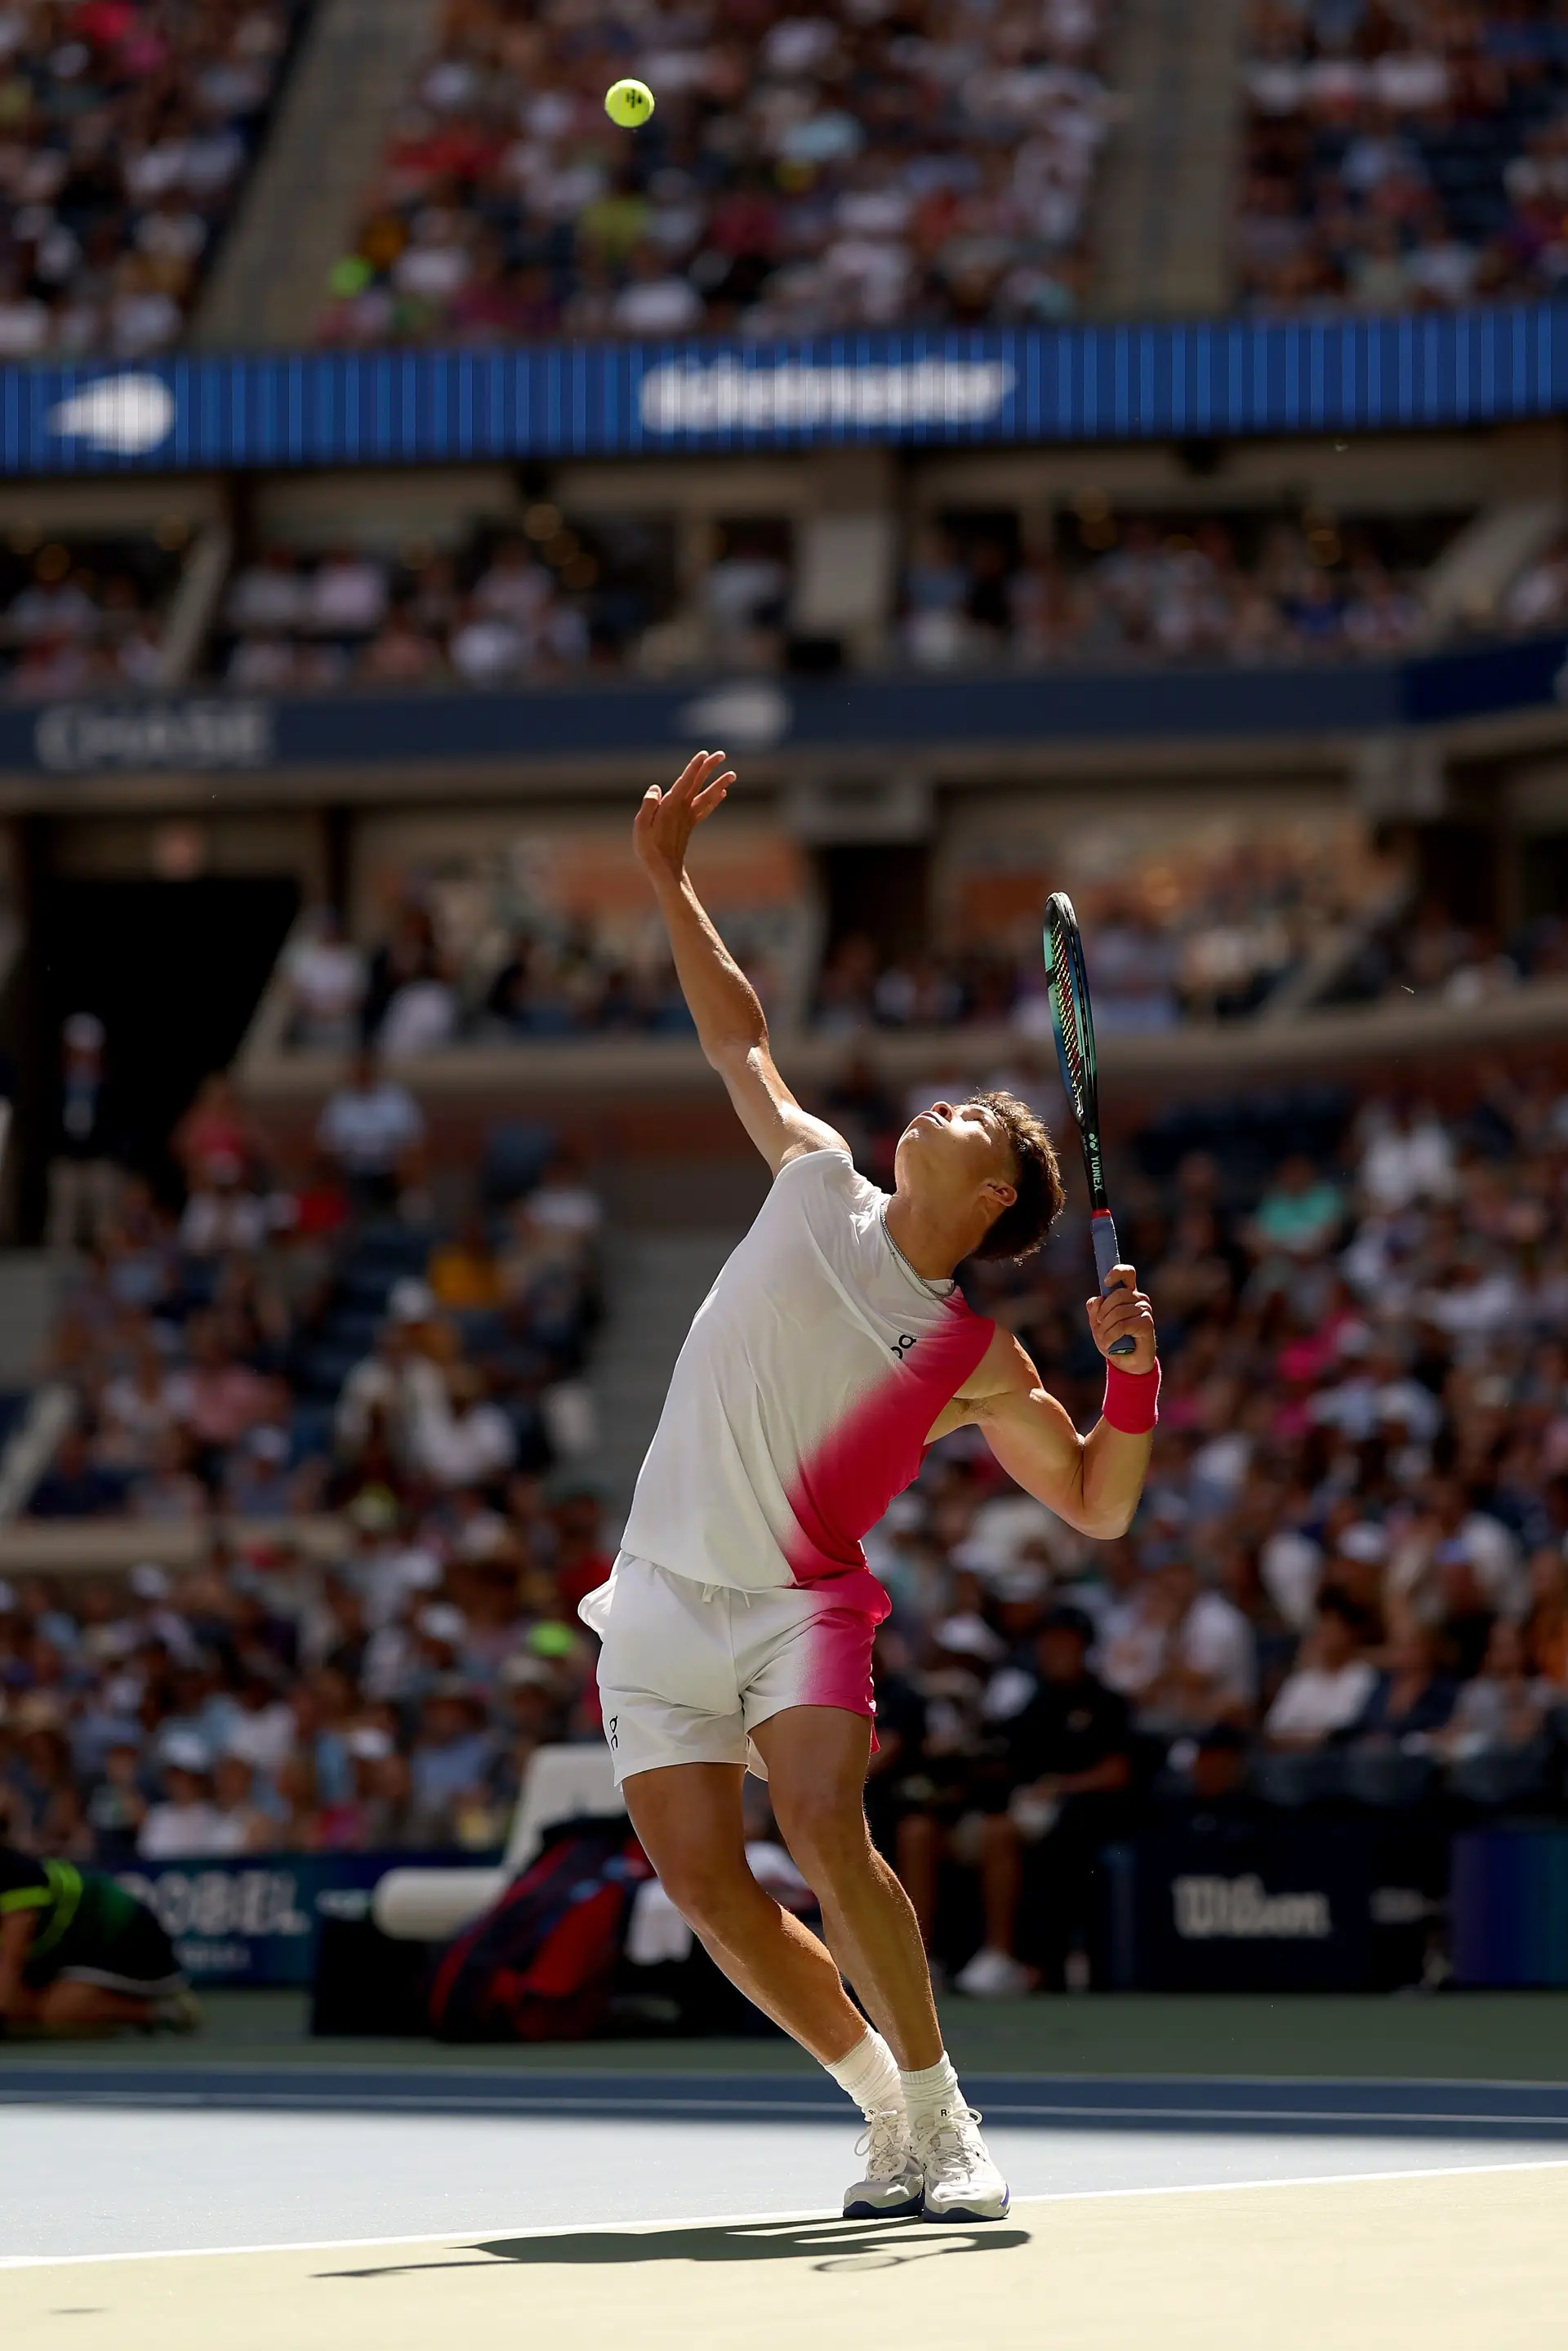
top-left (982, 1177), bottom-right (1018, 1213)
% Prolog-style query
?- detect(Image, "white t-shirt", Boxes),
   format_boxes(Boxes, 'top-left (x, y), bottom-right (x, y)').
top-left (1178, 1591), bottom-right (1258, 1709)
top-left (317, 1081), bottom-right (425, 1175)
top-left (137, 1801), bottom-right (237, 1859)
top-left (1265, 1660), bottom-right (1377, 1744)
top-left (612, 1151), bottom-right (994, 1615)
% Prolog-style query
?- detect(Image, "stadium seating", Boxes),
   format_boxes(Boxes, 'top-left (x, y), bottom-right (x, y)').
top-left (318, 0), bottom-right (1114, 346)
top-left (1239, 0), bottom-right (1568, 311)
top-left (0, 0), bottom-right (310, 358)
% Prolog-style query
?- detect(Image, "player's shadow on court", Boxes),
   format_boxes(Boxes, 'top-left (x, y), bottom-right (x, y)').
top-left (325, 2215), bottom-right (1029, 2279)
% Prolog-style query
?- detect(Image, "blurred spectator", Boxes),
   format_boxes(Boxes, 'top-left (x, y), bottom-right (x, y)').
top-left (1263, 1596), bottom-right (1378, 1749)
top-left (137, 1734), bottom-right (226, 1859)
top-left (929, 1605), bottom-right (1134, 1997)
top-left (315, 1049), bottom-right (425, 1209)
top-left (283, 909), bottom-right (367, 1051)
top-left (47, 1013), bottom-right (116, 1253)
top-left (1349, 1619), bottom-right (1457, 1747)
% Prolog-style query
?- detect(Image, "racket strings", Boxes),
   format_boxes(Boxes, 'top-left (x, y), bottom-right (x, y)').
top-left (1049, 933), bottom-right (1089, 1102)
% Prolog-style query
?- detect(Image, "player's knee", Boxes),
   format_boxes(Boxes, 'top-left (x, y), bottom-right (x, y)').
top-left (773, 1785), bottom-right (870, 1887)
top-left (656, 1850), bottom-right (758, 1936)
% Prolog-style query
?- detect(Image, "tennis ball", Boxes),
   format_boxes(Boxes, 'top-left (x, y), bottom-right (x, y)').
top-left (604, 77), bottom-right (654, 127)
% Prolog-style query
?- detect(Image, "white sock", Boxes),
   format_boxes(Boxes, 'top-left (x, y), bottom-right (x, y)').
top-left (824, 2026), bottom-right (904, 2117)
top-left (901, 2052), bottom-right (963, 2130)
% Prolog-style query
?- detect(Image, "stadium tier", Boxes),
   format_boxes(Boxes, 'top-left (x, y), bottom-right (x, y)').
top-left (320, 0), bottom-right (1111, 346)
top-left (0, 0), bottom-right (310, 360)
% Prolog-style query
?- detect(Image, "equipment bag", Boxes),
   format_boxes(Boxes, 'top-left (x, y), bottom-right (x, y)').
top-left (428, 1816), bottom-right (650, 2043)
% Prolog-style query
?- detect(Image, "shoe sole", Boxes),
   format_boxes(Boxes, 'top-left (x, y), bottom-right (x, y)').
top-left (843, 2191), bottom-right (924, 2220)
top-left (922, 2191), bottom-right (1011, 2223)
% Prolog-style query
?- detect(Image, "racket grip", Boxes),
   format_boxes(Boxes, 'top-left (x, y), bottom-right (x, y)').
top-left (1091, 1212), bottom-right (1138, 1358)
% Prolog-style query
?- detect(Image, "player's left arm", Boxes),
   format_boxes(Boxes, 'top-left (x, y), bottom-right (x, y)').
top-left (929, 1268), bottom-right (1157, 1540)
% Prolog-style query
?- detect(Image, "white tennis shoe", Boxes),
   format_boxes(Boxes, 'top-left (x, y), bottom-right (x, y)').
top-left (843, 2106), bottom-right (924, 2219)
top-left (911, 2102), bottom-right (1011, 2221)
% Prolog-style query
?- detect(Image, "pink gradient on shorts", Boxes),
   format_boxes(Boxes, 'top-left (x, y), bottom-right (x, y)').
top-left (795, 1600), bottom-right (880, 1717)
top-left (782, 1296), bottom-right (993, 1620)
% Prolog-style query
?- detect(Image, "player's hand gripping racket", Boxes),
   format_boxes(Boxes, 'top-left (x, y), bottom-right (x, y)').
top-left (1045, 892), bottom-right (1137, 1358)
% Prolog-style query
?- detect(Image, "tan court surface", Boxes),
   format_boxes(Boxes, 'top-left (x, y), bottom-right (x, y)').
top-left (11, 2162), bottom-right (1568, 2351)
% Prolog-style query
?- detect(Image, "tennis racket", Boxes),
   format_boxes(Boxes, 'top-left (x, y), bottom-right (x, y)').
top-left (1045, 892), bottom-right (1136, 1357)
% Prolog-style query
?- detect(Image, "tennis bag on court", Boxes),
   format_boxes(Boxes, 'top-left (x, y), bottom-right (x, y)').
top-left (428, 1816), bottom-right (651, 2043)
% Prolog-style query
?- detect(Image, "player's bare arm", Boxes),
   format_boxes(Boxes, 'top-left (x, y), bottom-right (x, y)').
top-left (635, 750), bottom-right (848, 1176)
top-left (928, 1264), bottom-right (1157, 1540)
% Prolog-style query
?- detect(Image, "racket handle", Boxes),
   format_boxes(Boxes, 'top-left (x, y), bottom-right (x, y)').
top-left (1091, 1212), bottom-right (1138, 1358)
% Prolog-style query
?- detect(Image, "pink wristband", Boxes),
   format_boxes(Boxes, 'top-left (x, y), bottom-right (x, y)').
top-left (1103, 1358), bottom-right (1160, 1436)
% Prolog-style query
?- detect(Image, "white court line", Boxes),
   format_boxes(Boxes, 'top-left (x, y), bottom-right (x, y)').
top-left (4, 2153), bottom-right (1567, 2271)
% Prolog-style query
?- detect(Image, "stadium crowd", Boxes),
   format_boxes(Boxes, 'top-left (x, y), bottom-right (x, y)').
top-left (318, 0), bottom-right (1113, 347)
top-left (216, 532), bottom-right (602, 693)
top-left (816, 901), bottom-right (1568, 1036)
top-left (205, 509), bottom-right (1454, 697)
top-left (14, 501), bottom-right (1568, 706)
top-left (0, 528), bottom-right (186, 700)
top-left (1241, 0), bottom-right (1568, 313)
top-left (0, 0), bottom-right (307, 360)
top-left (2, 1058), bottom-right (608, 1861)
top-left (4, 1058), bottom-right (1568, 1993)
top-left (280, 898), bottom-right (702, 1056)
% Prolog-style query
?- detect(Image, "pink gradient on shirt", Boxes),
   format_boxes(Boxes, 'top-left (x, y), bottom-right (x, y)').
top-left (782, 1299), bottom-right (993, 1619)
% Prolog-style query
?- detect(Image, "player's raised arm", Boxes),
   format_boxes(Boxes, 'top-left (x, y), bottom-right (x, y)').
top-left (933, 1266), bottom-right (1159, 1539)
top-left (634, 752), bottom-right (848, 1175)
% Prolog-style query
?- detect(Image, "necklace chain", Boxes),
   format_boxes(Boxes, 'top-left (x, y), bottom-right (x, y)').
top-left (883, 1211), bottom-right (956, 1299)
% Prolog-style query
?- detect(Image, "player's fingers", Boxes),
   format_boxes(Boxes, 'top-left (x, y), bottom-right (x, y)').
top-left (692, 773), bottom-right (734, 815)
top-left (1089, 1290), bottom-right (1151, 1327)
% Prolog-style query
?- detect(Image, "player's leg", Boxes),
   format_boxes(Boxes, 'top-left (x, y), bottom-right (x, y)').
top-left (755, 1703), bottom-right (1011, 2223)
top-left (595, 1560), bottom-right (919, 2215)
top-left (751, 1707), bottom-right (941, 2067)
top-left (620, 1759), bottom-right (866, 2061)
top-left (34, 1980), bottom-right (158, 2028)
top-left (621, 1757), bottom-right (921, 2217)
top-left (953, 1810), bottom-right (1039, 1997)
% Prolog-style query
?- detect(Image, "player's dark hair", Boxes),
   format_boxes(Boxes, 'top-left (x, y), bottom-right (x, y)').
top-left (969, 1090), bottom-right (1066, 1263)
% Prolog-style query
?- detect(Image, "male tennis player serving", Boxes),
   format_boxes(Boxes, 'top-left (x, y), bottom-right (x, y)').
top-left (581, 751), bottom-right (1160, 2223)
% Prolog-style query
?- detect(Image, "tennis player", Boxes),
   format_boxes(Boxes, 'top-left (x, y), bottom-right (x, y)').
top-left (583, 751), bottom-right (1160, 2222)
top-left (0, 1845), bottom-right (198, 2033)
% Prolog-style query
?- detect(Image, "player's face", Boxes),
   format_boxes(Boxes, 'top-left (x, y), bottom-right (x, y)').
top-left (895, 1099), bottom-right (1016, 1213)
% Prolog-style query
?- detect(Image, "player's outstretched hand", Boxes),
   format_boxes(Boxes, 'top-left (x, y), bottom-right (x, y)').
top-left (1085, 1266), bottom-right (1157, 1374)
top-left (634, 749), bottom-right (735, 885)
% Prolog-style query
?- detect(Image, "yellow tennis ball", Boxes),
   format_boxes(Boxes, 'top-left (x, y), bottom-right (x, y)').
top-left (605, 78), bottom-right (654, 128)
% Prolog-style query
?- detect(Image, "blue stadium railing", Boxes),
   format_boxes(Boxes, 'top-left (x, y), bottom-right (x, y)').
top-left (5, 300), bottom-right (1568, 478)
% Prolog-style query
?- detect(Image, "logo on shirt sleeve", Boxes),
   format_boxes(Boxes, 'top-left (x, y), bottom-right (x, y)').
top-left (891, 1333), bottom-right (919, 1359)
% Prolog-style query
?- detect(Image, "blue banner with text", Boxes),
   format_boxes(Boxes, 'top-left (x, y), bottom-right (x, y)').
top-left (2, 303), bottom-right (1566, 478)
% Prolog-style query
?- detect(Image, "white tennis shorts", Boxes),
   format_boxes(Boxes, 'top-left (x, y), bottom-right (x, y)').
top-left (581, 1552), bottom-right (877, 1785)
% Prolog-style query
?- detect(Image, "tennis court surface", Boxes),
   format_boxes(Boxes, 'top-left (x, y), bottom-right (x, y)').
top-left (7, 1997), bottom-right (1568, 2350)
